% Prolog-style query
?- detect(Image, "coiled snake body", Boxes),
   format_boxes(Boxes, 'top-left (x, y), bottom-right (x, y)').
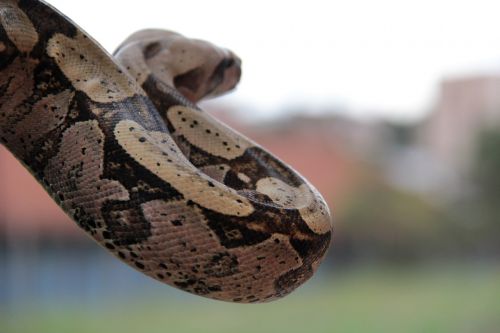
top-left (0, 0), bottom-right (332, 302)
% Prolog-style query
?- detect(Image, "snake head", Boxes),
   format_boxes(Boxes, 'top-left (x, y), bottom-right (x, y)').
top-left (114, 29), bottom-right (242, 103)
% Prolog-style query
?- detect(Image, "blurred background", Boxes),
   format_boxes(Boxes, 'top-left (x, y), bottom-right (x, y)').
top-left (1, 0), bottom-right (500, 332)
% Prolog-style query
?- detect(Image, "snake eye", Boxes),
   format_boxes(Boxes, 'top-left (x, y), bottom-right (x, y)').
top-left (143, 42), bottom-right (162, 59)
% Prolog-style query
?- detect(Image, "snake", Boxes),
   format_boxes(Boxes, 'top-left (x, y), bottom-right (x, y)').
top-left (0, 0), bottom-right (333, 303)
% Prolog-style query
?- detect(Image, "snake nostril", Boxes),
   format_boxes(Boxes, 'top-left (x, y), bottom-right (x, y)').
top-left (224, 58), bottom-right (234, 67)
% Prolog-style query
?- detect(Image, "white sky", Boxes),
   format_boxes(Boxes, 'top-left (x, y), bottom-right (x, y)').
top-left (49, 0), bottom-right (500, 121)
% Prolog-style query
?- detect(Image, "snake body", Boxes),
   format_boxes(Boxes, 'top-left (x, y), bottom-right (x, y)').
top-left (0, 0), bottom-right (332, 302)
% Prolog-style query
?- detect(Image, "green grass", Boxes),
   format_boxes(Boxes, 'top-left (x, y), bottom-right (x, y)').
top-left (2, 264), bottom-right (500, 333)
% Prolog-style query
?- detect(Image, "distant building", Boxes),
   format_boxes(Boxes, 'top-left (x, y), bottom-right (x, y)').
top-left (421, 75), bottom-right (500, 176)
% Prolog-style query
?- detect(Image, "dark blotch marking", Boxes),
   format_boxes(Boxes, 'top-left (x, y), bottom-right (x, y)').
top-left (203, 252), bottom-right (239, 278)
top-left (171, 219), bottom-right (183, 226)
top-left (174, 67), bottom-right (204, 95)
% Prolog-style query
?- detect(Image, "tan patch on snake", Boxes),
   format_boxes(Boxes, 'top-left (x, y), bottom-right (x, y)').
top-left (45, 120), bottom-right (129, 224)
top-left (138, 199), bottom-right (302, 302)
top-left (0, 1), bottom-right (39, 53)
top-left (237, 172), bottom-right (251, 184)
top-left (256, 177), bottom-right (331, 234)
top-left (47, 32), bottom-right (144, 103)
top-left (0, 41), bottom-right (6, 52)
top-left (114, 119), bottom-right (253, 216)
top-left (167, 105), bottom-right (251, 159)
top-left (114, 42), bottom-right (151, 86)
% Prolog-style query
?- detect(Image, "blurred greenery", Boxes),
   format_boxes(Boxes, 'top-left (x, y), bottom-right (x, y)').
top-left (2, 264), bottom-right (499, 333)
top-left (337, 181), bottom-right (453, 263)
top-left (470, 129), bottom-right (500, 233)
top-left (446, 128), bottom-right (500, 257)
top-left (475, 128), bottom-right (500, 199)
top-left (330, 126), bottom-right (500, 264)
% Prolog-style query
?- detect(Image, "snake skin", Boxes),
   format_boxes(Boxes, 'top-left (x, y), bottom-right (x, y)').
top-left (0, 0), bottom-right (333, 303)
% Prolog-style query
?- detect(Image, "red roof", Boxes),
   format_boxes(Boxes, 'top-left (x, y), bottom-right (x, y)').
top-left (0, 117), bottom-right (361, 236)
top-left (0, 145), bottom-right (79, 236)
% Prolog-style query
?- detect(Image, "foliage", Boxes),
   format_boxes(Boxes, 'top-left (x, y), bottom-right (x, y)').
top-left (334, 179), bottom-right (455, 264)
top-left (473, 129), bottom-right (500, 204)
top-left (455, 128), bottom-right (500, 255)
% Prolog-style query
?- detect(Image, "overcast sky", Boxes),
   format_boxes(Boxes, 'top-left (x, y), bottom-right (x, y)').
top-left (49, 0), bottom-right (500, 121)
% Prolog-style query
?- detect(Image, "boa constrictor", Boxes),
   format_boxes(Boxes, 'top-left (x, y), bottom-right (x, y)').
top-left (0, 0), bottom-right (333, 303)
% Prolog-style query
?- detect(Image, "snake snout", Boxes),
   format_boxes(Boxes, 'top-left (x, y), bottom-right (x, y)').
top-left (206, 51), bottom-right (242, 98)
